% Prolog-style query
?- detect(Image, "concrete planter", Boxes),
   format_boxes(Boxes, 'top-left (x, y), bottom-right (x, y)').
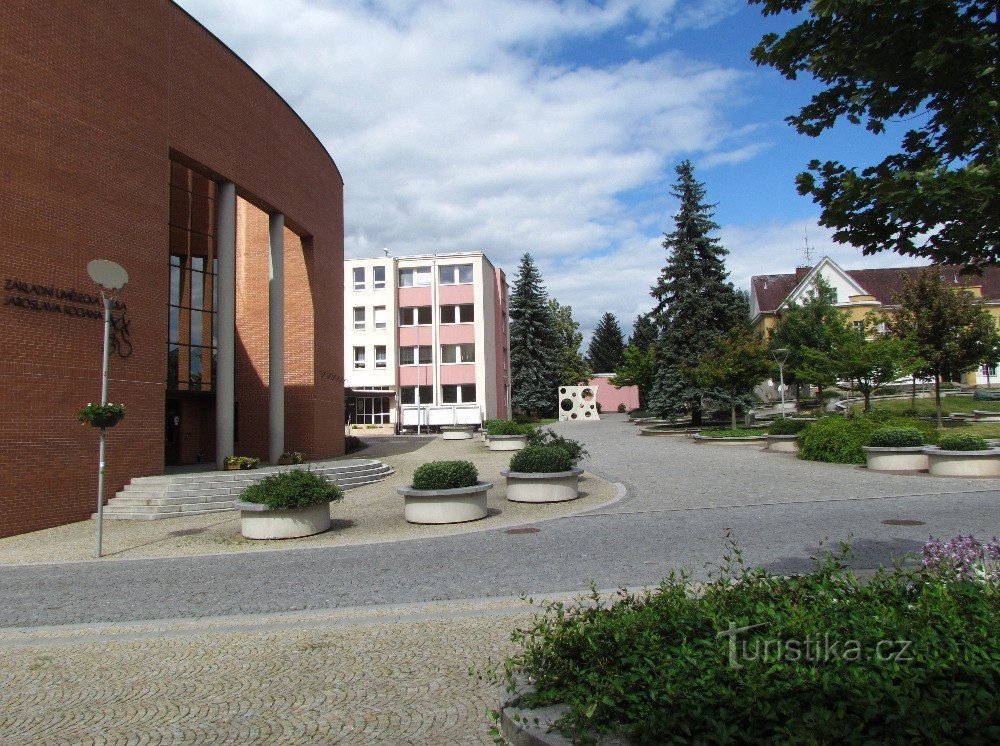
top-left (766, 434), bottom-right (799, 453)
top-left (692, 435), bottom-right (768, 445)
top-left (487, 435), bottom-right (528, 451)
top-left (924, 447), bottom-right (1000, 477)
top-left (233, 500), bottom-right (331, 540)
top-left (501, 468), bottom-right (583, 503)
top-left (971, 410), bottom-right (1000, 422)
top-left (397, 482), bottom-right (493, 524)
top-left (441, 425), bottom-right (474, 440)
top-left (863, 446), bottom-right (928, 471)
top-left (639, 426), bottom-right (698, 437)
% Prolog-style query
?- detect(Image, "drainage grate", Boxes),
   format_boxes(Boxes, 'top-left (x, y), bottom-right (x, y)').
top-left (881, 519), bottom-right (925, 526)
top-left (506, 527), bottom-right (540, 534)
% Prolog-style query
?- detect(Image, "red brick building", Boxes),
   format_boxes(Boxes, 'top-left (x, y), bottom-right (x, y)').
top-left (0, 1), bottom-right (345, 538)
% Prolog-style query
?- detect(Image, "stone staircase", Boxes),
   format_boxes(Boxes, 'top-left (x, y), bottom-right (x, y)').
top-left (96, 459), bottom-right (394, 520)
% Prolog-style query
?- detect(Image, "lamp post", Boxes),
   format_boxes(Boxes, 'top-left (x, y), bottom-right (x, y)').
top-left (87, 259), bottom-right (128, 559)
top-left (771, 347), bottom-right (789, 419)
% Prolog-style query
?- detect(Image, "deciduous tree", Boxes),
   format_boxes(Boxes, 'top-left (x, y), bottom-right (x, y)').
top-left (549, 299), bottom-right (593, 386)
top-left (693, 324), bottom-right (771, 429)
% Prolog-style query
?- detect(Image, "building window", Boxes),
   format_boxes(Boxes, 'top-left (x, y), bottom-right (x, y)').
top-left (374, 306), bottom-right (387, 329)
top-left (399, 266), bottom-right (432, 287)
top-left (399, 306), bottom-right (432, 325)
top-left (400, 385), bottom-right (433, 404)
top-left (441, 343), bottom-right (475, 364)
top-left (852, 320), bottom-right (864, 331)
top-left (439, 264), bottom-right (473, 285)
top-left (399, 346), bottom-right (433, 365)
top-left (353, 306), bottom-right (365, 330)
top-left (440, 304), bottom-right (475, 323)
top-left (442, 384), bottom-right (476, 403)
top-left (353, 267), bottom-right (365, 291)
top-left (353, 346), bottom-right (366, 369)
top-left (373, 265), bottom-right (386, 290)
top-left (375, 345), bottom-right (387, 369)
top-left (353, 396), bottom-right (390, 424)
top-left (982, 364), bottom-right (997, 377)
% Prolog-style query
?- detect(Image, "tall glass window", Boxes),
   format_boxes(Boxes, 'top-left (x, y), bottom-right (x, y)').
top-left (168, 161), bottom-right (217, 391)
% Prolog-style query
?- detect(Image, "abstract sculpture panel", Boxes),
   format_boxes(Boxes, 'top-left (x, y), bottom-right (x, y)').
top-left (557, 386), bottom-right (600, 422)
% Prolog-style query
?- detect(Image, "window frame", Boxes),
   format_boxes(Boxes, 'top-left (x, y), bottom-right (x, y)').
top-left (353, 267), bottom-right (365, 291)
top-left (374, 345), bottom-right (387, 369)
top-left (373, 265), bottom-right (386, 290)
top-left (353, 306), bottom-right (365, 330)
top-left (353, 345), bottom-right (366, 369)
top-left (399, 266), bottom-right (432, 287)
top-left (373, 305), bottom-right (387, 329)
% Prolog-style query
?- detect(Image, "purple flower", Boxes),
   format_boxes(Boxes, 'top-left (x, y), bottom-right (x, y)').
top-left (922, 535), bottom-right (1000, 583)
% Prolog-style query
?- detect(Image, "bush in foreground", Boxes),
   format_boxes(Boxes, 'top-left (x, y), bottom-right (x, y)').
top-left (798, 416), bottom-right (878, 464)
top-left (411, 460), bottom-right (479, 490)
top-left (240, 469), bottom-right (343, 510)
top-left (526, 429), bottom-right (588, 466)
top-left (508, 445), bottom-right (574, 474)
top-left (937, 433), bottom-right (990, 451)
top-left (868, 427), bottom-right (924, 448)
top-left (500, 544), bottom-right (1000, 743)
top-left (767, 417), bottom-right (810, 435)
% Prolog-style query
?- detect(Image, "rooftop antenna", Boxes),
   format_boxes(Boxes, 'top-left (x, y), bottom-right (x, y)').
top-left (802, 229), bottom-right (814, 265)
top-left (381, 247), bottom-right (390, 257)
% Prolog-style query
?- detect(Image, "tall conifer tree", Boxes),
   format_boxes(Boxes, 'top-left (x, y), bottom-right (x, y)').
top-left (509, 253), bottom-right (561, 415)
top-left (587, 312), bottom-right (626, 373)
top-left (628, 313), bottom-right (657, 352)
top-left (648, 160), bottom-right (744, 423)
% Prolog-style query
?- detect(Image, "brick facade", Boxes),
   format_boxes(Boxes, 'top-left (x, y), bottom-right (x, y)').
top-left (0, 1), bottom-right (345, 538)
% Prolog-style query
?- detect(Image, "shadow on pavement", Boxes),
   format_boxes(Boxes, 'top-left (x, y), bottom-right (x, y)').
top-left (762, 536), bottom-right (925, 575)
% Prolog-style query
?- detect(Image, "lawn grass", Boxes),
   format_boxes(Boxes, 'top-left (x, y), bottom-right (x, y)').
top-left (865, 394), bottom-right (1000, 417)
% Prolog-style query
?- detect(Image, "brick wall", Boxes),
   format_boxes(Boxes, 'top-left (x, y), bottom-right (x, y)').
top-left (0, 1), bottom-right (344, 538)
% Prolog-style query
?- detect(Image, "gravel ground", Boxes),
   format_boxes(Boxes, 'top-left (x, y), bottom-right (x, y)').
top-left (0, 435), bottom-right (615, 565)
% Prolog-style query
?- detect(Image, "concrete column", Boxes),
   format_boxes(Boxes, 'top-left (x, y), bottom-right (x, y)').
top-left (215, 181), bottom-right (236, 468)
top-left (268, 212), bottom-right (285, 463)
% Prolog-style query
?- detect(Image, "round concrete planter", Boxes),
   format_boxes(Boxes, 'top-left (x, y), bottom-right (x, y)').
top-left (971, 410), bottom-right (1000, 422)
top-left (397, 482), bottom-right (493, 524)
top-left (501, 468), bottom-right (583, 503)
top-left (233, 500), bottom-right (331, 540)
top-left (693, 434), bottom-right (767, 445)
top-left (441, 425), bottom-right (474, 440)
top-left (924, 447), bottom-right (1000, 477)
top-left (863, 446), bottom-right (928, 471)
top-left (766, 434), bottom-right (799, 453)
top-left (487, 435), bottom-right (528, 451)
top-left (639, 425), bottom-right (698, 437)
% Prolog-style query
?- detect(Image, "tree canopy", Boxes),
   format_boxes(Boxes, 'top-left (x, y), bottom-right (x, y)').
top-left (509, 253), bottom-right (561, 415)
top-left (549, 299), bottom-right (593, 386)
top-left (693, 324), bottom-right (772, 429)
top-left (628, 313), bottom-right (658, 352)
top-left (587, 312), bottom-right (626, 373)
top-left (751, 0), bottom-right (1000, 265)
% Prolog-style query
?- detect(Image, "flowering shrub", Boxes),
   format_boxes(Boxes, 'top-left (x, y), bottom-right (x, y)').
top-left (224, 455), bottom-right (260, 470)
top-left (77, 402), bottom-right (125, 428)
top-left (922, 535), bottom-right (1000, 584)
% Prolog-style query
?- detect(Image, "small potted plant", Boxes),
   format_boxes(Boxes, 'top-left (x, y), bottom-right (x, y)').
top-left (397, 460), bottom-right (493, 524)
top-left (863, 427), bottom-right (927, 471)
top-left (924, 434), bottom-right (1000, 477)
top-left (486, 420), bottom-right (532, 451)
top-left (233, 468), bottom-right (344, 539)
top-left (78, 402), bottom-right (126, 429)
top-left (502, 444), bottom-right (584, 503)
top-left (765, 417), bottom-right (810, 453)
top-left (224, 455), bottom-right (260, 471)
top-left (277, 451), bottom-right (306, 465)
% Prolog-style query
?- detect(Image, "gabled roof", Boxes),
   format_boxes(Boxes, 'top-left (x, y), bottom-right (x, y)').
top-left (751, 258), bottom-right (1000, 317)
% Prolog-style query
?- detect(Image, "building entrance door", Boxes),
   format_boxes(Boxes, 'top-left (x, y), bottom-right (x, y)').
top-left (165, 399), bottom-right (182, 465)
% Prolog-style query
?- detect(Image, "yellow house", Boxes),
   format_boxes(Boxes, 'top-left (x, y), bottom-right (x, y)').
top-left (749, 256), bottom-right (1000, 386)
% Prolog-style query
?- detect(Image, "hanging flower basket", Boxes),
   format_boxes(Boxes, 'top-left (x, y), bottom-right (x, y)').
top-left (78, 402), bottom-right (126, 429)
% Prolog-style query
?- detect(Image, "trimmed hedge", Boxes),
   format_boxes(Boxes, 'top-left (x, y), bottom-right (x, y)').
top-left (411, 460), bottom-right (479, 490)
top-left (509, 445), bottom-right (575, 474)
top-left (937, 433), bottom-right (990, 451)
top-left (486, 419), bottom-right (534, 436)
top-left (239, 469), bottom-right (343, 510)
top-left (868, 427), bottom-right (924, 448)
top-left (799, 416), bottom-right (879, 464)
top-left (698, 427), bottom-right (764, 438)
top-left (767, 418), bottom-right (810, 435)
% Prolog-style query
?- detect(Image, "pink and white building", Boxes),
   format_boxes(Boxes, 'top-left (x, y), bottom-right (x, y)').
top-left (344, 252), bottom-right (510, 429)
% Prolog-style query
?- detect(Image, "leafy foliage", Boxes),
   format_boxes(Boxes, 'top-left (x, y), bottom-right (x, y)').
top-left (609, 345), bottom-right (654, 410)
top-left (502, 542), bottom-right (1000, 743)
top-left (693, 324), bottom-right (771, 429)
top-left (937, 433), bottom-right (990, 451)
top-left (828, 315), bottom-right (918, 412)
top-left (868, 427), bottom-right (924, 448)
top-left (486, 419), bottom-right (534, 437)
top-left (239, 469), bottom-right (343, 510)
top-left (526, 428), bottom-right (588, 466)
top-left (509, 254), bottom-right (561, 416)
top-left (587, 312), bottom-right (626, 374)
top-left (923, 534), bottom-right (1000, 583)
top-left (628, 313), bottom-right (658, 352)
top-left (411, 460), bottom-right (479, 490)
top-left (698, 427), bottom-right (764, 438)
top-left (548, 299), bottom-right (592, 386)
top-left (508, 445), bottom-right (575, 474)
top-left (767, 417), bottom-right (810, 435)
top-left (750, 0), bottom-right (1000, 265)
top-left (798, 416), bottom-right (879, 464)
top-left (78, 402), bottom-right (125, 428)
top-left (648, 161), bottom-right (746, 423)
top-left (224, 455), bottom-right (260, 470)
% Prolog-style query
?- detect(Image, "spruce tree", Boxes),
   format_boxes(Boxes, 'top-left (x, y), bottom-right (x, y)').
top-left (509, 253), bottom-right (561, 416)
top-left (628, 313), bottom-right (658, 352)
top-left (648, 160), bottom-right (744, 423)
top-left (587, 312), bottom-right (626, 373)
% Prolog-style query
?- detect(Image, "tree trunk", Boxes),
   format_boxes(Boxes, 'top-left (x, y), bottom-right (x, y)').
top-left (863, 387), bottom-right (871, 412)
top-left (935, 375), bottom-right (942, 428)
top-left (731, 400), bottom-right (737, 430)
top-left (911, 374), bottom-right (917, 410)
top-left (691, 405), bottom-right (702, 426)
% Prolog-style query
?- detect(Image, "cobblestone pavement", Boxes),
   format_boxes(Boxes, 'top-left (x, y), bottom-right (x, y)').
top-left (0, 599), bottom-right (539, 745)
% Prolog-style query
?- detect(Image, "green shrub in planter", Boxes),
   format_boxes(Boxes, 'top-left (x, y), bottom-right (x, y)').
top-left (698, 427), bottom-right (763, 438)
top-left (411, 460), bottom-right (479, 490)
top-left (868, 427), bottom-right (924, 448)
top-left (486, 419), bottom-right (534, 436)
top-left (239, 469), bottom-right (343, 510)
top-left (509, 445), bottom-right (574, 474)
top-left (617, 403), bottom-right (627, 413)
top-left (526, 429), bottom-right (588, 466)
top-left (798, 416), bottom-right (879, 464)
top-left (767, 418), bottom-right (809, 435)
top-left (937, 433), bottom-right (990, 451)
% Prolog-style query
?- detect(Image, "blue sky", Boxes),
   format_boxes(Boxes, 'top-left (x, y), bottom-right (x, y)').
top-left (178, 0), bottom-right (925, 343)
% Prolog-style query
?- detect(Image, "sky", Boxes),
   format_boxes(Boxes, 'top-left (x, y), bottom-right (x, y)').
top-left (178, 0), bottom-right (926, 344)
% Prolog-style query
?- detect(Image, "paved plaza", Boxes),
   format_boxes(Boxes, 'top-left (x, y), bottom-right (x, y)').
top-left (1, 416), bottom-right (997, 743)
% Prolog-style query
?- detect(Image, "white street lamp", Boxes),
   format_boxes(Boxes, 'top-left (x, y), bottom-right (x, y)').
top-left (86, 259), bottom-right (128, 559)
top-left (771, 347), bottom-right (790, 419)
